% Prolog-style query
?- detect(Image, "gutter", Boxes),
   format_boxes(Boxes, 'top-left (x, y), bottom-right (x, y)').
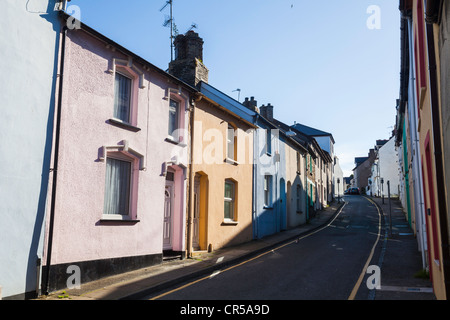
top-left (425, 16), bottom-right (450, 299)
top-left (397, 9), bottom-right (410, 146)
top-left (44, 25), bottom-right (67, 295)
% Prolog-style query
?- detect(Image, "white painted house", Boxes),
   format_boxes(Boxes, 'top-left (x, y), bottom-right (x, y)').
top-left (333, 156), bottom-right (345, 198)
top-left (369, 136), bottom-right (400, 197)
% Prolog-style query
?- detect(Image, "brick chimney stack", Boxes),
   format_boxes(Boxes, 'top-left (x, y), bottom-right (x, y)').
top-left (259, 103), bottom-right (274, 121)
top-left (168, 30), bottom-right (209, 88)
top-left (242, 96), bottom-right (258, 111)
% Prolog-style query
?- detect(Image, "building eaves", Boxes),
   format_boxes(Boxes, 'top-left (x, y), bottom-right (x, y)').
top-left (197, 93), bottom-right (257, 129)
top-left (199, 81), bottom-right (256, 125)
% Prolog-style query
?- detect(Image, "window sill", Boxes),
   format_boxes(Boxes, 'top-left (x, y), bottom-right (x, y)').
top-left (165, 136), bottom-right (187, 147)
top-left (107, 118), bottom-right (141, 132)
top-left (263, 205), bottom-right (273, 210)
top-left (100, 214), bottom-right (139, 224)
top-left (224, 158), bottom-right (239, 165)
top-left (222, 219), bottom-right (238, 226)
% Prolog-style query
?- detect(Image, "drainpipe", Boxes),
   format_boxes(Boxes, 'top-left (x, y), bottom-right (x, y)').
top-left (305, 151), bottom-right (309, 221)
top-left (186, 95), bottom-right (198, 258)
top-left (425, 15), bottom-right (450, 298)
top-left (253, 115), bottom-right (260, 239)
top-left (44, 25), bottom-right (67, 295)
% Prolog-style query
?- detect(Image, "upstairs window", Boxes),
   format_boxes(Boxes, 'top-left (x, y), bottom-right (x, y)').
top-left (168, 99), bottom-right (179, 138)
top-left (224, 180), bottom-right (236, 221)
top-left (266, 129), bottom-right (272, 155)
top-left (114, 72), bottom-right (132, 123)
top-left (227, 124), bottom-right (236, 161)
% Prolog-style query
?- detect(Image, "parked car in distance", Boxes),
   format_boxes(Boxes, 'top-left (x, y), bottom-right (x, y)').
top-left (344, 188), bottom-right (360, 195)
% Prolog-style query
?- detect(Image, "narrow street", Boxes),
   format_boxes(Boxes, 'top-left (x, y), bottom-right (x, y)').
top-left (145, 196), bottom-right (382, 300)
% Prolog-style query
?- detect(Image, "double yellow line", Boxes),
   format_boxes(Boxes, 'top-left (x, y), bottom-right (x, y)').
top-left (347, 196), bottom-right (382, 300)
top-left (150, 202), bottom-right (347, 300)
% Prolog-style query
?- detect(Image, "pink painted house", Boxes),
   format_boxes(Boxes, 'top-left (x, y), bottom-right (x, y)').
top-left (43, 15), bottom-right (196, 292)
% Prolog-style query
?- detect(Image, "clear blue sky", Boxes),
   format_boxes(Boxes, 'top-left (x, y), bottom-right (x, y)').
top-left (69, 0), bottom-right (400, 177)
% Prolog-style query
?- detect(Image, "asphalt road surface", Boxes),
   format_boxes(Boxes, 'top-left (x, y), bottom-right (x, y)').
top-left (145, 195), bottom-right (381, 300)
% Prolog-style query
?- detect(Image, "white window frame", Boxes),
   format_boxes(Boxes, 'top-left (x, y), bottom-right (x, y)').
top-left (264, 175), bottom-right (273, 208)
top-left (165, 88), bottom-right (188, 146)
top-left (168, 98), bottom-right (180, 139)
top-left (227, 124), bottom-right (236, 162)
top-left (224, 180), bottom-right (237, 223)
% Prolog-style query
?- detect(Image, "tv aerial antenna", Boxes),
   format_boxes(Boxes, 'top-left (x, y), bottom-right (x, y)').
top-left (160, 0), bottom-right (175, 61)
top-left (232, 89), bottom-right (241, 102)
top-left (187, 23), bottom-right (198, 32)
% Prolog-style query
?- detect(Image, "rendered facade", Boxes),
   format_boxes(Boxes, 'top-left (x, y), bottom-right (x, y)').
top-left (0, 0), bottom-right (62, 299)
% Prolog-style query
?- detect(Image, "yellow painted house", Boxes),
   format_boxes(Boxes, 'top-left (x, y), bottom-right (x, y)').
top-left (186, 92), bottom-right (255, 255)
top-left (168, 31), bottom-right (255, 256)
top-left (398, 0), bottom-right (450, 299)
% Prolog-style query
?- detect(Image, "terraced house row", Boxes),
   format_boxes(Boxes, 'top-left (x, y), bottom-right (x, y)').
top-left (396, 0), bottom-right (450, 300)
top-left (0, 1), bottom-right (342, 299)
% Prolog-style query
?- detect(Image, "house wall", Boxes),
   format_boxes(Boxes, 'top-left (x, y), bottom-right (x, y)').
top-left (0, 0), bottom-right (60, 299)
top-left (43, 27), bottom-right (191, 292)
top-left (438, 0), bottom-right (450, 257)
top-left (405, 16), bottom-right (428, 261)
top-left (412, 0), bottom-right (446, 299)
top-left (189, 99), bottom-right (254, 251)
top-left (378, 137), bottom-right (400, 197)
top-left (253, 125), bottom-right (287, 239)
top-left (334, 157), bottom-right (345, 198)
top-left (285, 142), bottom-right (307, 228)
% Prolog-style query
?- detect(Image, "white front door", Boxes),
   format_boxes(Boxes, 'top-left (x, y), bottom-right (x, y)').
top-left (163, 182), bottom-right (173, 250)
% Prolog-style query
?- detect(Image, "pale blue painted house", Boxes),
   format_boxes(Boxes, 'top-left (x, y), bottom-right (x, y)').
top-left (200, 83), bottom-right (291, 239)
top-left (0, 0), bottom-right (63, 299)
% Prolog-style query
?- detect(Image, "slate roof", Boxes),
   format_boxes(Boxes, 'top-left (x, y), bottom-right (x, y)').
top-left (292, 123), bottom-right (335, 144)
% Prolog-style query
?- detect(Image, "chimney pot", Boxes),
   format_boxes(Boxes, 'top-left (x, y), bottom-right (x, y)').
top-left (242, 96), bottom-right (258, 112)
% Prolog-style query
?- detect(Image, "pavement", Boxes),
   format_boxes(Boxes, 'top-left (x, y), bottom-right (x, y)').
top-left (363, 195), bottom-right (436, 300)
top-left (37, 196), bottom-right (436, 301)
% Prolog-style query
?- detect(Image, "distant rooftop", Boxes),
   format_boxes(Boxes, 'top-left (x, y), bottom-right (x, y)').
top-left (292, 123), bottom-right (335, 143)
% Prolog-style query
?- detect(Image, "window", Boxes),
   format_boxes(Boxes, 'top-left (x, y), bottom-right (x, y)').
top-left (99, 141), bottom-right (144, 221)
top-left (165, 90), bottom-right (188, 145)
top-left (103, 157), bottom-right (132, 216)
top-left (224, 180), bottom-right (235, 220)
top-left (264, 175), bottom-right (272, 207)
top-left (168, 99), bottom-right (179, 138)
top-left (266, 129), bottom-right (271, 154)
top-left (114, 72), bottom-right (132, 123)
top-left (296, 152), bottom-right (301, 174)
top-left (227, 125), bottom-right (236, 161)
